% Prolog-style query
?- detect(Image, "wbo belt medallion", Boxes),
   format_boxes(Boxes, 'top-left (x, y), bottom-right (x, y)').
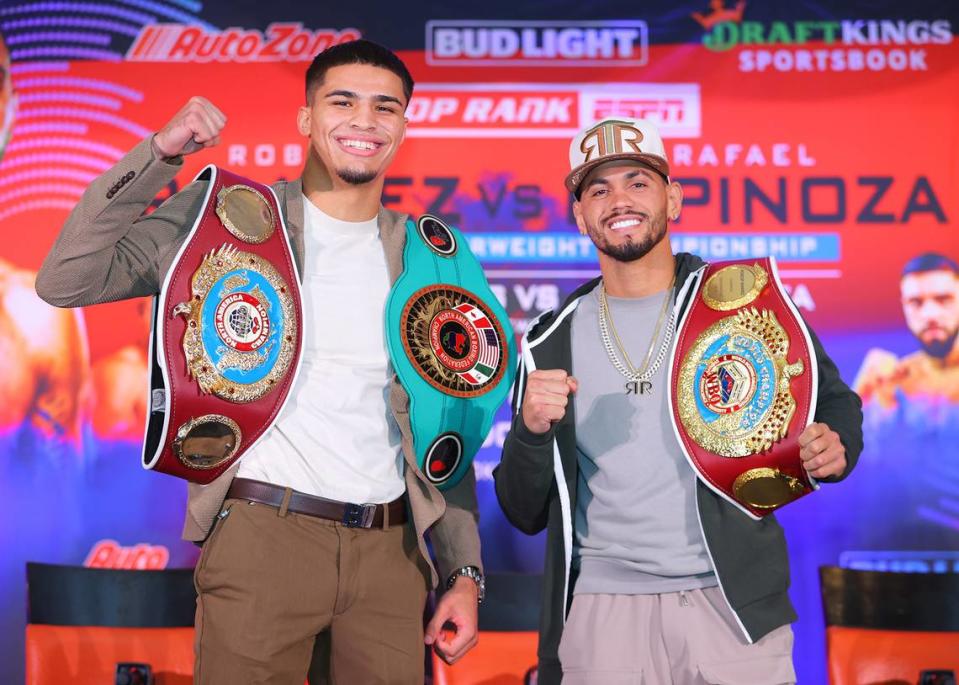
top-left (387, 215), bottom-right (516, 489)
top-left (171, 244), bottom-right (297, 403)
top-left (143, 166), bottom-right (303, 484)
top-left (669, 258), bottom-right (817, 518)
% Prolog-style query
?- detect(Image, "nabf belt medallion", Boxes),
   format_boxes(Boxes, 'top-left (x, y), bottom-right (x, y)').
top-left (143, 166), bottom-right (303, 484)
top-left (387, 215), bottom-right (516, 490)
top-left (669, 258), bottom-right (817, 518)
top-left (402, 285), bottom-right (507, 398)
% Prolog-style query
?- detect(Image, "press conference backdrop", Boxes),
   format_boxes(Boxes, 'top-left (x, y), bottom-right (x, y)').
top-left (0, 1), bottom-right (957, 682)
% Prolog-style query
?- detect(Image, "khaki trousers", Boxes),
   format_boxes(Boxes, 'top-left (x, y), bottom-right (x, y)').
top-left (193, 497), bottom-right (430, 685)
top-left (558, 588), bottom-right (796, 684)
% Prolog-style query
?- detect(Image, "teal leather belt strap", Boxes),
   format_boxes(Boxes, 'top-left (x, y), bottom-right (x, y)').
top-left (385, 215), bottom-right (516, 489)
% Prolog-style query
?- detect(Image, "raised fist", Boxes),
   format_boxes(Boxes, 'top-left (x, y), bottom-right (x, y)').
top-left (152, 96), bottom-right (227, 158)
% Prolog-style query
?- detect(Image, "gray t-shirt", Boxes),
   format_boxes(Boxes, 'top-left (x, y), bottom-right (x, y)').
top-left (571, 286), bottom-right (716, 595)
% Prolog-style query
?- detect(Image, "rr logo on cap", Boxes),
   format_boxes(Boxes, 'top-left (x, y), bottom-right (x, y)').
top-left (580, 119), bottom-right (644, 162)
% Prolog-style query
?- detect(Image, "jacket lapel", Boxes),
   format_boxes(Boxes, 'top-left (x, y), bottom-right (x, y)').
top-left (377, 205), bottom-right (408, 283)
top-left (279, 179), bottom-right (306, 277)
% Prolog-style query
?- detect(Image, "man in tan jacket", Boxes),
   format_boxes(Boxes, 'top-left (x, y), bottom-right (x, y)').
top-left (37, 40), bottom-right (483, 685)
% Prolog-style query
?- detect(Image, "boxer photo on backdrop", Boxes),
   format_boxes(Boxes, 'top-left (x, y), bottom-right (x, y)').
top-left (849, 251), bottom-right (959, 545)
top-left (494, 116), bottom-right (864, 685)
top-left (854, 252), bottom-right (959, 416)
top-left (36, 39), bottom-right (494, 685)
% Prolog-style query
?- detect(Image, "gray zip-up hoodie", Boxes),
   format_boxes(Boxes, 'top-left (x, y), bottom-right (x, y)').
top-left (494, 252), bottom-right (863, 684)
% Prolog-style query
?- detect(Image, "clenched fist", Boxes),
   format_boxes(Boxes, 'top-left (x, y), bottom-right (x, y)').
top-left (522, 369), bottom-right (578, 434)
top-left (153, 96), bottom-right (227, 158)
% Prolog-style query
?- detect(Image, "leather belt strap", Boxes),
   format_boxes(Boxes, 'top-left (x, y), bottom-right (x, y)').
top-left (226, 478), bottom-right (407, 528)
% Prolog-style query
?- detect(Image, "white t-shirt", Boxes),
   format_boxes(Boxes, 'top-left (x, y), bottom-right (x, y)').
top-left (236, 197), bottom-right (405, 504)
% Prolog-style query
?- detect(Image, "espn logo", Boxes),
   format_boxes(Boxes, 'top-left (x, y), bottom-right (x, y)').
top-left (407, 83), bottom-right (699, 138)
top-left (426, 20), bottom-right (648, 66)
top-left (579, 84), bottom-right (700, 138)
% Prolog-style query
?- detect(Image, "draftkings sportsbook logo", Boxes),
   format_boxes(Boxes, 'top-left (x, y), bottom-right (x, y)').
top-left (127, 23), bottom-right (361, 62)
top-left (691, 1), bottom-right (953, 72)
top-left (426, 20), bottom-right (648, 66)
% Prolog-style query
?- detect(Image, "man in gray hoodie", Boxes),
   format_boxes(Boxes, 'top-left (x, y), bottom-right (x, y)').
top-left (495, 116), bottom-right (863, 685)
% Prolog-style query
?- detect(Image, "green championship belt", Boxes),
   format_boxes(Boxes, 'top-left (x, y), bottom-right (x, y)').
top-left (386, 215), bottom-right (516, 490)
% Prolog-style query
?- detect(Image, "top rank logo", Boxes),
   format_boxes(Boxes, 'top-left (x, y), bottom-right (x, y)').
top-left (127, 23), bottom-right (361, 62)
top-left (406, 83), bottom-right (700, 139)
top-left (426, 20), bottom-right (648, 67)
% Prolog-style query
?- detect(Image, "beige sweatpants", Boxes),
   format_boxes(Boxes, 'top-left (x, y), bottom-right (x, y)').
top-left (558, 587), bottom-right (796, 684)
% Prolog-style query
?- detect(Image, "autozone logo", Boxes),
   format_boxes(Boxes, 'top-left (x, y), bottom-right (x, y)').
top-left (406, 84), bottom-right (699, 138)
top-left (426, 20), bottom-right (648, 66)
top-left (126, 23), bottom-right (361, 62)
top-left (84, 539), bottom-right (170, 570)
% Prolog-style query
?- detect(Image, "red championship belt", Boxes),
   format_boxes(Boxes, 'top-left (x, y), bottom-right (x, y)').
top-left (668, 257), bottom-right (818, 518)
top-left (142, 167), bottom-right (303, 484)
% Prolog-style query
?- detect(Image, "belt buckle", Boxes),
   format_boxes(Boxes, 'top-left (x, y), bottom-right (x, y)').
top-left (342, 502), bottom-right (377, 528)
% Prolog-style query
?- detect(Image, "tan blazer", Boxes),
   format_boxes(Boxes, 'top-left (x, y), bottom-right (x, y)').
top-left (36, 137), bottom-right (482, 587)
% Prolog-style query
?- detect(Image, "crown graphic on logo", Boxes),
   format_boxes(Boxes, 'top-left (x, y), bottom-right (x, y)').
top-left (692, 0), bottom-right (746, 30)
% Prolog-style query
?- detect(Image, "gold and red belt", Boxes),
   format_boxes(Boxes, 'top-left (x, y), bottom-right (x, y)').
top-left (669, 257), bottom-right (818, 518)
top-left (142, 166), bottom-right (303, 483)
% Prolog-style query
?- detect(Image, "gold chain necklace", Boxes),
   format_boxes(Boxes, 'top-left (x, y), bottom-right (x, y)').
top-left (598, 276), bottom-right (676, 395)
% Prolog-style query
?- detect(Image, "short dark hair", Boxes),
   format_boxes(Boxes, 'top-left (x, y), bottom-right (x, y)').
top-left (305, 39), bottom-right (414, 106)
top-left (902, 252), bottom-right (959, 278)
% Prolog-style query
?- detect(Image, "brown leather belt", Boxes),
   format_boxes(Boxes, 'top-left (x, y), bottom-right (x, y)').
top-left (226, 478), bottom-right (408, 528)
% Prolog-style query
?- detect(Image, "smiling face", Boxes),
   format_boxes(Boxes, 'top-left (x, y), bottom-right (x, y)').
top-left (572, 160), bottom-right (682, 263)
top-left (296, 63), bottom-right (407, 188)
